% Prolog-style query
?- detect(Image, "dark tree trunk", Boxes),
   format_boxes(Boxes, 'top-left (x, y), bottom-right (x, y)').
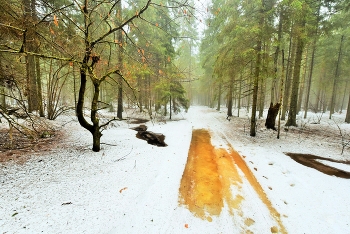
top-left (265, 102), bottom-right (281, 130)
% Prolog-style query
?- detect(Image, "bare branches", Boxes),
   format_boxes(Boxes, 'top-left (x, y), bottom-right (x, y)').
top-left (91, 0), bottom-right (152, 48)
top-left (36, 3), bottom-right (74, 26)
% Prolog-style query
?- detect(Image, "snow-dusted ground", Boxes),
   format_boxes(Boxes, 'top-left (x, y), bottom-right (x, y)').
top-left (1, 106), bottom-right (350, 233)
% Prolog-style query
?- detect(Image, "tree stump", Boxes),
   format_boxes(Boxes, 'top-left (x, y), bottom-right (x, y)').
top-left (131, 125), bottom-right (167, 147)
top-left (265, 103), bottom-right (281, 130)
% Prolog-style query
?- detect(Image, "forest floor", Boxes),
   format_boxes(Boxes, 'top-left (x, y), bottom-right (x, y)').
top-left (1, 106), bottom-right (350, 233)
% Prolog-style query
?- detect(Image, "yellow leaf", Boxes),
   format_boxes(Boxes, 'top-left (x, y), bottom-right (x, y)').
top-left (53, 15), bottom-right (59, 27)
top-left (50, 27), bottom-right (55, 34)
top-left (119, 187), bottom-right (128, 193)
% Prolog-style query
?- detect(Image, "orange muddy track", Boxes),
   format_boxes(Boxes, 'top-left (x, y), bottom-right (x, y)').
top-left (179, 129), bottom-right (286, 233)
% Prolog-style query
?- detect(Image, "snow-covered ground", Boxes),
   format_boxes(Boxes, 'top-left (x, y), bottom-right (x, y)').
top-left (1, 106), bottom-right (349, 233)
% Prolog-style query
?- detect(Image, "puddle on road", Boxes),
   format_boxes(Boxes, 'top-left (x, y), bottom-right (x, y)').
top-left (179, 129), bottom-right (286, 233)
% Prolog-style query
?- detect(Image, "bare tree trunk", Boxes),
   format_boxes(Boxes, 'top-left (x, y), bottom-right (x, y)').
top-left (250, 27), bottom-right (263, 136)
top-left (227, 78), bottom-right (233, 117)
top-left (329, 35), bottom-right (344, 119)
top-left (35, 56), bottom-right (44, 117)
top-left (277, 50), bottom-right (285, 139)
top-left (217, 81), bottom-right (222, 111)
top-left (169, 95), bottom-right (172, 120)
top-left (297, 50), bottom-right (308, 114)
top-left (259, 76), bottom-right (265, 119)
top-left (238, 73), bottom-right (242, 117)
top-left (116, 0), bottom-right (123, 119)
